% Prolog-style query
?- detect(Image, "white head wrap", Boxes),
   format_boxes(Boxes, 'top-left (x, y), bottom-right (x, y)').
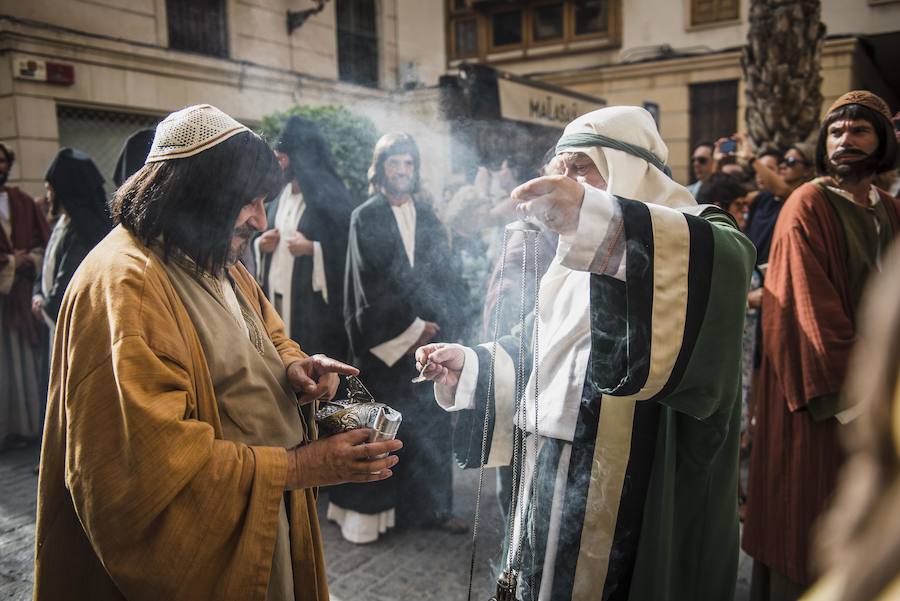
top-left (146, 104), bottom-right (250, 163)
top-left (557, 106), bottom-right (695, 209)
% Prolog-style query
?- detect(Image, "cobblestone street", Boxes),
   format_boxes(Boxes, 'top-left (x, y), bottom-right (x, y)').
top-left (1, 445), bottom-right (751, 600)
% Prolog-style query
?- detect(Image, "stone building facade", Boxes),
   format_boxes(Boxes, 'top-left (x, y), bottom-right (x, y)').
top-left (1, 0), bottom-right (898, 195)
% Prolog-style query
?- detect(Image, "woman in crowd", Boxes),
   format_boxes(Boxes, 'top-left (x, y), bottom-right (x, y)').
top-left (32, 148), bottom-right (112, 329)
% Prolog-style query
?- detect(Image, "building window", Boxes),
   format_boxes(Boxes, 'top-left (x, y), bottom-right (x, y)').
top-left (166, 0), bottom-right (228, 57)
top-left (574, 0), bottom-right (609, 36)
top-left (533, 3), bottom-right (565, 43)
top-left (454, 18), bottom-right (480, 58)
top-left (336, 0), bottom-right (379, 87)
top-left (491, 9), bottom-right (524, 49)
top-left (689, 80), bottom-right (739, 180)
top-left (448, 0), bottom-right (618, 61)
top-left (690, 0), bottom-right (739, 27)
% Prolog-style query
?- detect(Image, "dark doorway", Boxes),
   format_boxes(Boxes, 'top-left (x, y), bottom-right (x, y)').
top-left (336, 0), bottom-right (379, 87)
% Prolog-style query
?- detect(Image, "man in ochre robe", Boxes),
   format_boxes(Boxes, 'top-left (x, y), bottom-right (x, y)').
top-left (743, 91), bottom-right (900, 600)
top-left (33, 105), bottom-right (402, 601)
top-left (418, 106), bottom-right (755, 601)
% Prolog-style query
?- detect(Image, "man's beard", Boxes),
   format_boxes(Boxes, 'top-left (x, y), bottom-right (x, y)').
top-left (0, 171), bottom-right (8, 187)
top-left (227, 224), bottom-right (256, 267)
top-left (384, 175), bottom-right (414, 197)
top-left (828, 148), bottom-right (880, 184)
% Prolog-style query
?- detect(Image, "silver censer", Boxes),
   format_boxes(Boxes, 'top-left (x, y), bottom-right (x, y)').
top-left (315, 375), bottom-right (402, 455)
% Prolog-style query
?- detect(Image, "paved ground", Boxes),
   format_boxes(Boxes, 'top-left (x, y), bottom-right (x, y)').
top-left (1, 444), bottom-right (751, 600)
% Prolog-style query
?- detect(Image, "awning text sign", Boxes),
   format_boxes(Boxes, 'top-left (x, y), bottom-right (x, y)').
top-left (497, 78), bottom-right (604, 129)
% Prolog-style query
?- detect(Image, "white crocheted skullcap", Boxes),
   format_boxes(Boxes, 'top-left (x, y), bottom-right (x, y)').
top-left (146, 104), bottom-right (250, 163)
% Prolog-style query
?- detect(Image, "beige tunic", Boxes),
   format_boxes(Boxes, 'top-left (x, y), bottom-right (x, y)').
top-left (163, 256), bottom-right (307, 601)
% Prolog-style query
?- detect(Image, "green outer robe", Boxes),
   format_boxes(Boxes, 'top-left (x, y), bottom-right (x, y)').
top-left (453, 199), bottom-right (755, 601)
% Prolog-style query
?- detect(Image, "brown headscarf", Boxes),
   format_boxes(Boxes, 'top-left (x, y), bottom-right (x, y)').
top-left (825, 90), bottom-right (893, 125)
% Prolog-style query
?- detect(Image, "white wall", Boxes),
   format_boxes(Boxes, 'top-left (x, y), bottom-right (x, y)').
top-left (822, 0), bottom-right (900, 36)
top-left (618, 0), bottom-right (900, 59)
top-left (620, 0), bottom-right (748, 57)
top-left (395, 0), bottom-right (447, 87)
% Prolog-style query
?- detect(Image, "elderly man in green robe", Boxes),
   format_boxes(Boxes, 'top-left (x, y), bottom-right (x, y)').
top-left (417, 106), bottom-right (755, 601)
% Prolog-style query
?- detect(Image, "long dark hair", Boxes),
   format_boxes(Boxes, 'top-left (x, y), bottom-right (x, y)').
top-left (815, 104), bottom-right (898, 176)
top-left (111, 131), bottom-right (282, 274)
top-left (367, 132), bottom-right (420, 196)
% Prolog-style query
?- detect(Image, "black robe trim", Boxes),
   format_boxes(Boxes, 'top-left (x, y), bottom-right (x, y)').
top-left (453, 344), bottom-right (499, 469)
top-left (591, 197), bottom-right (654, 397)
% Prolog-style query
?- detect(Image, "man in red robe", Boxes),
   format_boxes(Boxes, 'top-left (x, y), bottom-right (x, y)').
top-left (743, 91), bottom-right (900, 601)
top-left (0, 142), bottom-right (48, 450)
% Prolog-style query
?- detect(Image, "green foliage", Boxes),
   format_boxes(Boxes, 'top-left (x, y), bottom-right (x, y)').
top-left (258, 105), bottom-right (379, 202)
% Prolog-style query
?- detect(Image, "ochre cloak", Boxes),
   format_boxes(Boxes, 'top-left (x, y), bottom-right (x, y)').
top-left (742, 182), bottom-right (900, 586)
top-left (33, 226), bottom-right (328, 601)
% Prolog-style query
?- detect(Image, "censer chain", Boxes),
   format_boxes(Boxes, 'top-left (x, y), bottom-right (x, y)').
top-left (467, 226), bottom-right (511, 601)
top-left (479, 228), bottom-right (543, 601)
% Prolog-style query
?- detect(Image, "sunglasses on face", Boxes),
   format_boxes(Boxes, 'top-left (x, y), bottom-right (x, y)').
top-left (692, 157), bottom-right (710, 165)
top-left (780, 156), bottom-right (806, 168)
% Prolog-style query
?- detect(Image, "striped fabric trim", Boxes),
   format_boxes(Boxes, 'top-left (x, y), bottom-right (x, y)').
top-left (601, 400), bottom-right (662, 599)
top-left (571, 395), bottom-right (637, 599)
top-left (597, 199), bottom-right (693, 401)
top-left (650, 210), bottom-right (715, 401)
top-left (630, 202), bottom-right (690, 399)
top-left (550, 376), bottom-right (603, 600)
top-left (568, 199), bottom-right (712, 598)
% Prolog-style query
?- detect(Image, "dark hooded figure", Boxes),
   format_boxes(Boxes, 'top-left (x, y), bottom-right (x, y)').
top-left (254, 116), bottom-right (354, 362)
top-left (32, 148), bottom-right (113, 325)
top-left (113, 128), bottom-right (155, 188)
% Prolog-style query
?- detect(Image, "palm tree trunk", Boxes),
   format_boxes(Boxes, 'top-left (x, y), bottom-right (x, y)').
top-left (742, 0), bottom-right (826, 150)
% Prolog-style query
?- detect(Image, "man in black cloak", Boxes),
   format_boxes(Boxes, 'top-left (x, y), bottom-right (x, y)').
top-left (255, 116), bottom-right (354, 362)
top-left (330, 132), bottom-right (468, 543)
